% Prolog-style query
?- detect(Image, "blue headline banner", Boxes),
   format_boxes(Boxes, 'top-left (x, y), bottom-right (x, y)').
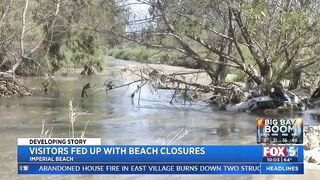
top-left (17, 145), bottom-right (304, 174)
top-left (17, 145), bottom-right (304, 163)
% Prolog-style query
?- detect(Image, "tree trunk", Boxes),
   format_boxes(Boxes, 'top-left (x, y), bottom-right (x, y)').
top-left (214, 28), bottom-right (233, 84)
top-left (289, 66), bottom-right (302, 90)
top-left (261, 63), bottom-right (273, 90)
top-left (80, 64), bottom-right (95, 75)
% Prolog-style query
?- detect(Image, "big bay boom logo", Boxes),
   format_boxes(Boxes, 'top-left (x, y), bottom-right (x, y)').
top-left (256, 118), bottom-right (303, 144)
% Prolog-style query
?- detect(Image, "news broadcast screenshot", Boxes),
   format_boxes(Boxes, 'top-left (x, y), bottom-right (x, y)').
top-left (1, 0), bottom-right (320, 179)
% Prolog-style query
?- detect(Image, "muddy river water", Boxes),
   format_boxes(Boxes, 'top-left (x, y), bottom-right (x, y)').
top-left (0, 58), bottom-right (319, 179)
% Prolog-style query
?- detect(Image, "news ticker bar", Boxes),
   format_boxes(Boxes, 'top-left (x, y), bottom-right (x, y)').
top-left (17, 163), bottom-right (304, 174)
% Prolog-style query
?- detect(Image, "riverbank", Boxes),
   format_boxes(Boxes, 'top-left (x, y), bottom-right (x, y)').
top-left (108, 46), bottom-right (200, 69)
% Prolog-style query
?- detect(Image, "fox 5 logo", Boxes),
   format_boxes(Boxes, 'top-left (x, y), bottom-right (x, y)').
top-left (263, 146), bottom-right (298, 157)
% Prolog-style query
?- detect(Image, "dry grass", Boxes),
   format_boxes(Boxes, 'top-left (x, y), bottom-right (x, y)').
top-left (40, 99), bottom-right (90, 138)
top-left (68, 99), bottom-right (79, 138)
top-left (40, 119), bottom-right (53, 138)
top-left (158, 127), bottom-right (190, 145)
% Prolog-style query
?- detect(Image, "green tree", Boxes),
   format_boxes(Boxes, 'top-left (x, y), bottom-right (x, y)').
top-left (129, 0), bottom-right (320, 91)
top-left (0, 0), bottom-right (126, 76)
top-left (49, 29), bottom-right (105, 75)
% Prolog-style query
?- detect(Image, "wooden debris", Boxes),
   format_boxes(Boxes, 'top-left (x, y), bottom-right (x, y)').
top-left (0, 72), bottom-right (31, 97)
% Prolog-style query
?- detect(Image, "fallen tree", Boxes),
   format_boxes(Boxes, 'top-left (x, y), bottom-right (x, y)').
top-left (100, 64), bottom-right (320, 113)
top-left (102, 66), bottom-right (232, 105)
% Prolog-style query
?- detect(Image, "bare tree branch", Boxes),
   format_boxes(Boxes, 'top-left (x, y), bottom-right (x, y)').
top-left (0, 0), bottom-right (12, 29)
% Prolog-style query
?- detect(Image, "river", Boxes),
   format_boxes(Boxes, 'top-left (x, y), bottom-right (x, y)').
top-left (0, 58), bottom-right (319, 179)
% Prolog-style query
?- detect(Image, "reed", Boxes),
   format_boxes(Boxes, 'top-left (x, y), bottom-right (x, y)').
top-left (39, 99), bottom-right (90, 138)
